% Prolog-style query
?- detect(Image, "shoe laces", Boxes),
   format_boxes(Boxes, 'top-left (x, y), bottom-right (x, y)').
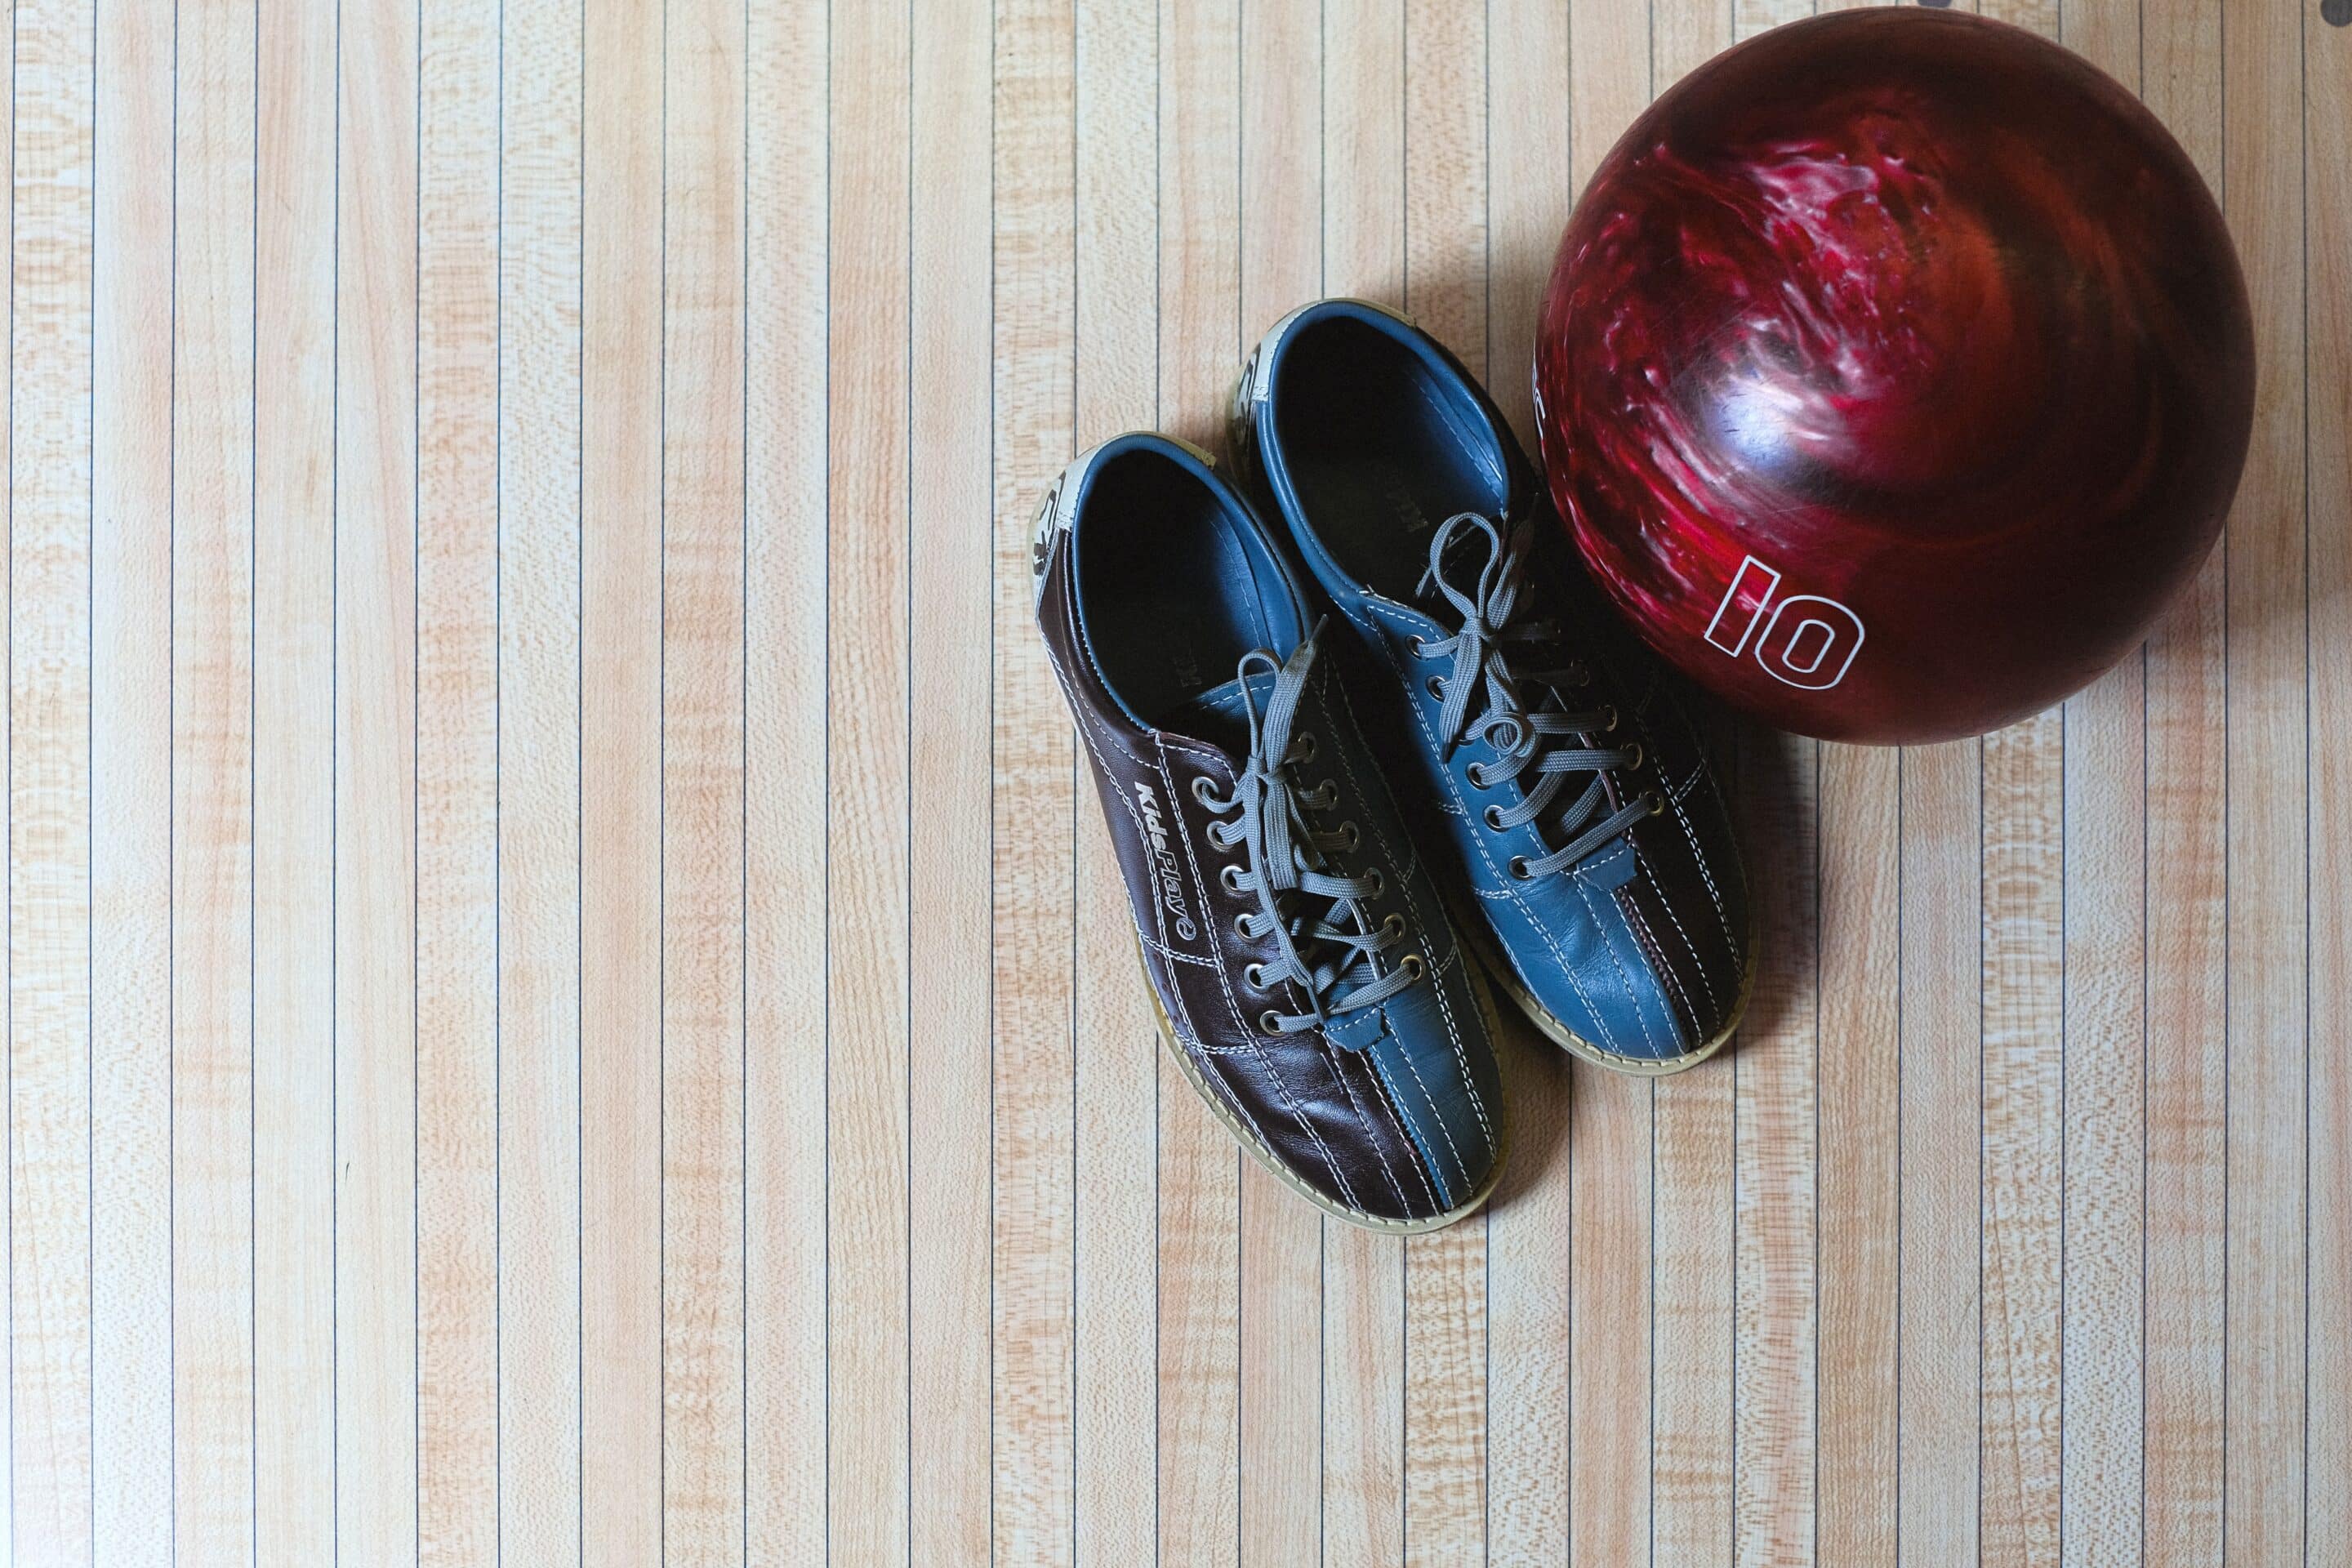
top-left (1413, 513), bottom-right (1658, 881)
top-left (1195, 630), bottom-right (1423, 1037)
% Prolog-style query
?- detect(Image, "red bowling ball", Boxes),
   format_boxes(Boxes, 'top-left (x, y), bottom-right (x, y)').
top-left (1535, 8), bottom-right (2252, 744)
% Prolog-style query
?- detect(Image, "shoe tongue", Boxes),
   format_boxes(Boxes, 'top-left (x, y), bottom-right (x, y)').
top-left (1159, 664), bottom-right (1281, 756)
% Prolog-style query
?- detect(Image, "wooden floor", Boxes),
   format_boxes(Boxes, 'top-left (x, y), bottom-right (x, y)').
top-left (2, 0), bottom-right (2344, 1562)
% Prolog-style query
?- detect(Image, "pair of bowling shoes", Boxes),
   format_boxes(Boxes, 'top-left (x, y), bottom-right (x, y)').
top-left (1031, 299), bottom-right (1754, 1233)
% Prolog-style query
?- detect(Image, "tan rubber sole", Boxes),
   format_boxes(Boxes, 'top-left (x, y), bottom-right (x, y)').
top-left (1134, 944), bottom-right (1510, 1235)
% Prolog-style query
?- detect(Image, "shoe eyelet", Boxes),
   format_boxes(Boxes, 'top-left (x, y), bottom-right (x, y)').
top-left (1619, 742), bottom-right (1643, 773)
top-left (1380, 913), bottom-right (1405, 940)
top-left (1569, 660), bottom-right (1592, 687)
top-left (1465, 763), bottom-right (1489, 791)
top-left (1367, 870), bottom-right (1385, 898)
top-left (1482, 804), bottom-right (1506, 831)
top-left (1339, 822), bottom-right (1361, 851)
top-left (1192, 776), bottom-right (1220, 806)
top-left (1407, 635), bottom-right (1426, 656)
top-left (1643, 789), bottom-right (1666, 817)
top-left (1233, 913), bottom-right (1254, 939)
top-left (1295, 733), bottom-right (1316, 764)
top-left (1397, 954), bottom-right (1425, 982)
top-left (1220, 864), bottom-right (1245, 893)
top-left (1258, 1010), bottom-right (1285, 1036)
top-left (1244, 963), bottom-right (1265, 987)
top-left (1508, 855), bottom-right (1532, 880)
top-left (1600, 704), bottom-right (1619, 733)
top-left (1425, 676), bottom-right (1446, 701)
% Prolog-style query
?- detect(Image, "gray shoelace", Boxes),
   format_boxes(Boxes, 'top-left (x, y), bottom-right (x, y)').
top-left (1414, 512), bottom-right (1656, 881)
top-left (1195, 632), bottom-right (1423, 1038)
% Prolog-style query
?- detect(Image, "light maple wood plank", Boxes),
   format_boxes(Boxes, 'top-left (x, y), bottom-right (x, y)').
top-left (11, 1), bottom-right (97, 1557)
top-left (1324, 0), bottom-right (1403, 305)
top-left (1563, 5), bottom-right (1655, 1562)
top-left (1398, 7), bottom-right (1490, 1560)
top-left (88, 0), bottom-right (174, 1558)
top-left (2136, 2), bottom-right (2230, 1560)
top-left (1481, 0), bottom-right (1572, 1557)
top-left (2059, 662), bottom-right (2147, 1568)
top-left (2220, 0), bottom-right (2310, 1557)
top-left (826, 2), bottom-right (914, 1561)
top-left (252, 0), bottom-right (339, 1553)
top-left (743, 0), bottom-right (831, 1561)
top-left (1817, 741), bottom-right (1900, 1566)
top-left (0, 0), bottom-right (14, 1530)
top-left (661, 0), bottom-right (749, 1553)
top-left (2049, 13), bottom-right (2153, 1566)
top-left (2307, 5), bottom-right (2352, 1558)
top-left (1980, 707), bottom-right (2063, 1568)
top-left (1325, 1236), bottom-right (1404, 1567)
top-left (1403, 1225), bottom-right (1486, 1568)
top-left (334, 0), bottom-right (423, 1552)
top-left (169, 0), bottom-right (261, 1557)
top-left (1070, 0), bottom-right (1159, 1558)
top-left (581, 0), bottom-right (667, 1560)
top-left (1319, 5), bottom-right (1408, 1561)
top-left (497, 0), bottom-right (585, 1550)
top-left (415, 0), bottom-right (501, 1557)
top-left (1898, 739), bottom-right (1981, 1565)
top-left (909, 0), bottom-right (996, 1560)
top-left (1235, 7), bottom-right (1323, 1560)
top-left (1156, 3), bottom-right (1244, 1562)
top-left (990, 0), bottom-right (1080, 1558)
top-left (1731, 727), bottom-right (1820, 1568)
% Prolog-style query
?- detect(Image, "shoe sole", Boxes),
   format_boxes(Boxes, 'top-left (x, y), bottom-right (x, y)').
top-left (1133, 941), bottom-right (1511, 1234)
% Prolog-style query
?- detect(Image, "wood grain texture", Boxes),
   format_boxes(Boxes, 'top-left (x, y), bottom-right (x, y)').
top-left (171, 0), bottom-right (260, 1555)
top-left (252, 1), bottom-right (338, 1557)
top-left (497, 0), bottom-right (585, 1551)
top-left (334, 0), bottom-right (422, 1556)
top-left (581, 0), bottom-right (666, 1560)
top-left (745, 1), bottom-right (831, 1561)
top-left (12, 0), bottom-right (96, 1559)
top-left (664, 0), bottom-right (748, 1556)
top-left (91, 0), bottom-right (173, 1561)
top-left (8, 3), bottom-right (2343, 1562)
top-left (416, 0), bottom-right (500, 1557)
top-left (826, 0), bottom-right (911, 1560)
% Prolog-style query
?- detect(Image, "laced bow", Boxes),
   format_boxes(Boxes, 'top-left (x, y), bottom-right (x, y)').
top-left (1196, 632), bottom-right (1422, 1036)
top-left (1414, 512), bottom-right (1655, 880)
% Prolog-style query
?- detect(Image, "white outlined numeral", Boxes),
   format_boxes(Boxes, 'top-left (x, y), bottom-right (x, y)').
top-left (1703, 554), bottom-right (1866, 692)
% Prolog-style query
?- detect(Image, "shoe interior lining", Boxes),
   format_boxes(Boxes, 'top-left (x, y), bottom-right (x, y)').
top-left (1271, 317), bottom-right (1507, 602)
top-left (1075, 448), bottom-right (1298, 738)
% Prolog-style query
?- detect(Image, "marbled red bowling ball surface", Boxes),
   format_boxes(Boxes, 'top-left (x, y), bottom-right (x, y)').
top-left (1535, 7), bottom-right (2252, 744)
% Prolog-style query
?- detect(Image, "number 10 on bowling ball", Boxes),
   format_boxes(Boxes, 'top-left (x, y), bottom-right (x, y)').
top-left (1535, 8), bottom-right (2252, 745)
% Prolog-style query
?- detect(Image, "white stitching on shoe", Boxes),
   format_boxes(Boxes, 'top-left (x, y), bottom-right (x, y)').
top-left (1319, 1045), bottom-right (1423, 1214)
top-left (1570, 870), bottom-right (1657, 1058)
top-left (1621, 884), bottom-right (1700, 1043)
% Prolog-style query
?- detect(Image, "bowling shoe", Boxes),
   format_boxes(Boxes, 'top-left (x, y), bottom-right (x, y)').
top-left (1030, 430), bottom-right (1506, 1230)
top-left (1229, 299), bottom-right (1754, 1075)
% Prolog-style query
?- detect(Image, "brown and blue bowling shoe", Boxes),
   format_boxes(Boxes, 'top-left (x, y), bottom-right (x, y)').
top-left (1229, 299), bottom-right (1755, 1074)
top-left (1031, 431), bottom-right (1507, 1232)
